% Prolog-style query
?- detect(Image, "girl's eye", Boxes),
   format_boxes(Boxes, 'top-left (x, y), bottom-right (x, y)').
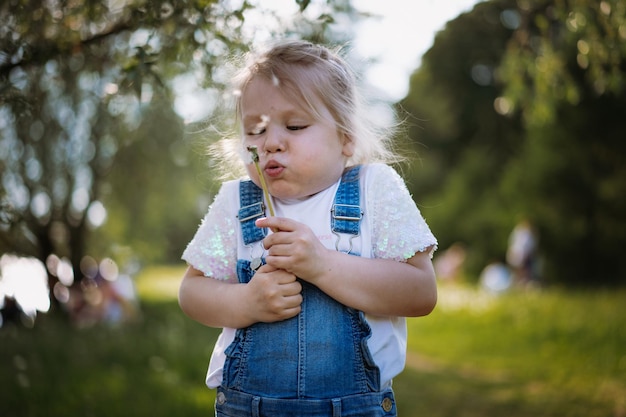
top-left (247, 116), bottom-right (270, 135)
top-left (287, 125), bottom-right (308, 131)
top-left (247, 127), bottom-right (265, 135)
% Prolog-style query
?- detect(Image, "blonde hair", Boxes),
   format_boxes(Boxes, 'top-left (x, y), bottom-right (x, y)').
top-left (210, 39), bottom-right (402, 178)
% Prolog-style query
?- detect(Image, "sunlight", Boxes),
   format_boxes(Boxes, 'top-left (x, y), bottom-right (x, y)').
top-left (0, 255), bottom-right (50, 325)
top-left (436, 284), bottom-right (497, 313)
top-left (87, 200), bottom-right (107, 228)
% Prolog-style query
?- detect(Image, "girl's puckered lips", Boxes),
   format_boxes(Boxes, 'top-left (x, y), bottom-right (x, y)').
top-left (264, 160), bottom-right (285, 178)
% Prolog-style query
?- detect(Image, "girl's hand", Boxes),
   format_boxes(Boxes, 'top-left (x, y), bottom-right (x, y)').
top-left (256, 217), bottom-right (330, 283)
top-left (244, 263), bottom-right (302, 323)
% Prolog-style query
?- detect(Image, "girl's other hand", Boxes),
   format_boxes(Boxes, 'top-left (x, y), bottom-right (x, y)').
top-left (244, 264), bottom-right (302, 323)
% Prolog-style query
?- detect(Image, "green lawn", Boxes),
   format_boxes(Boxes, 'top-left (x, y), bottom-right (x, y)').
top-left (1, 266), bottom-right (624, 416)
top-left (396, 285), bottom-right (626, 417)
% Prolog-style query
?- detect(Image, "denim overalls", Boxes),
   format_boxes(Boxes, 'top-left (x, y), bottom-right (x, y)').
top-left (216, 166), bottom-right (397, 417)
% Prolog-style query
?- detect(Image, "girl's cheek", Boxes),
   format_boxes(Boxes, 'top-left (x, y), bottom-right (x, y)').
top-left (244, 163), bottom-right (261, 187)
top-left (244, 162), bottom-right (254, 177)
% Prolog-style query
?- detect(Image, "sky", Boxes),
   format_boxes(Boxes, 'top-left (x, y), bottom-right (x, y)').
top-left (351, 0), bottom-right (483, 101)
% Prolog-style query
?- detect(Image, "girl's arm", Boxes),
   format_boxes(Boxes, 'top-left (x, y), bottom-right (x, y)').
top-left (256, 216), bottom-right (437, 317)
top-left (178, 265), bottom-right (303, 328)
top-left (311, 247), bottom-right (437, 317)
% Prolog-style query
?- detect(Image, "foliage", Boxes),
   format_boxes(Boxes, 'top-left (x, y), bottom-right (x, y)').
top-left (499, 0), bottom-right (626, 285)
top-left (0, 0), bottom-right (358, 282)
top-left (501, 0), bottom-right (626, 126)
top-left (401, 0), bottom-right (626, 285)
top-left (1, 266), bottom-right (624, 417)
top-left (400, 0), bottom-right (522, 276)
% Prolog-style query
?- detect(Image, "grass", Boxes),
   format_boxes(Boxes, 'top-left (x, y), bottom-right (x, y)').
top-left (1, 266), bottom-right (625, 417)
top-left (396, 285), bottom-right (626, 417)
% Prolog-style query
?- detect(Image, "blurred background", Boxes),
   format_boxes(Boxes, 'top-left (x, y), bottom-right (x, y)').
top-left (1, 0), bottom-right (625, 416)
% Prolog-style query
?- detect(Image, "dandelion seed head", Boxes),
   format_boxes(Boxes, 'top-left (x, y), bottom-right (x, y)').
top-left (246, 145), bottom-right (260, 163)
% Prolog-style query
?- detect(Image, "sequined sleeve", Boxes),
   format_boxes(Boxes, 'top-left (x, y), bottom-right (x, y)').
top-left (181, 180), bottom-right (239, 282)
top-left (367, 164), bottom-right (437, 261)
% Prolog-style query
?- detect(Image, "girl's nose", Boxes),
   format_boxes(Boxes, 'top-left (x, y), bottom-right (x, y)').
top-left (263, 126), bottom-right (285, 153)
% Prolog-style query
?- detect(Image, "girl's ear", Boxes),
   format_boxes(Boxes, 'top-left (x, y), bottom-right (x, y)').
top-left (341, 133), bottom-right (355, 157)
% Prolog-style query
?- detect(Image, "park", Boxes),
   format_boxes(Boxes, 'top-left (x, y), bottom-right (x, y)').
top-left (1, 0), bottom-right (625, 416)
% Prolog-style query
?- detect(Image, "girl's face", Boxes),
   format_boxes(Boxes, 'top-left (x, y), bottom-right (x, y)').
top-left (240, 76), bottom-right (354, 200)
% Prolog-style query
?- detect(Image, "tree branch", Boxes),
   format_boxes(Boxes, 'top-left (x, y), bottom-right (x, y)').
top-left (0, 19), bottom-right (134, 78)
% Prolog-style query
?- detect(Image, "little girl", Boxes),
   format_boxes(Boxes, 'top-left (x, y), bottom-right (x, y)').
top-left (179, 39), bottom-right (437, 417)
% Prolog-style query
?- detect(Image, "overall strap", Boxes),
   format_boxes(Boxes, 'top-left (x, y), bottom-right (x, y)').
top-left (238, 166), bottom-right (362, 245)
top-left (238, 180), bottom-right (267, 245)
top-left (331, 165), bottom-right (363, 236)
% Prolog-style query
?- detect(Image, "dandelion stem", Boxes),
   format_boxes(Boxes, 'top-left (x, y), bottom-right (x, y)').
top-left (247, 146), bottom-right (275, 218)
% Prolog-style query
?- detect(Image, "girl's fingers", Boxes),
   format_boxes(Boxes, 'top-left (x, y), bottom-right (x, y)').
top-left (255, 216), bottom-right (294, 232)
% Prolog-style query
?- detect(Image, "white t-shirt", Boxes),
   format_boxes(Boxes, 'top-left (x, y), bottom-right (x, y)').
top-left (182, 163), bottom-right (437, 389)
